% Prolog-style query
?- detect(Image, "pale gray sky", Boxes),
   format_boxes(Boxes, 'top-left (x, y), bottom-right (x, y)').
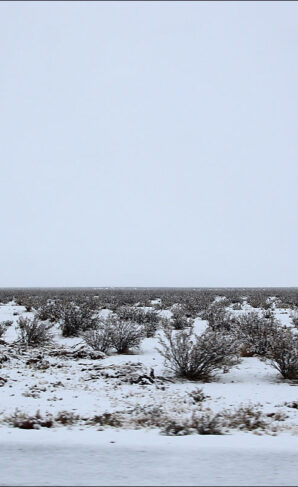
top-left (0, 1), bottom-right (298, 287)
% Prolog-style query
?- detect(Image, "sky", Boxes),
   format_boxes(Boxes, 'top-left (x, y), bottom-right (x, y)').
top-left (0, 1), bottom-right (298, 288)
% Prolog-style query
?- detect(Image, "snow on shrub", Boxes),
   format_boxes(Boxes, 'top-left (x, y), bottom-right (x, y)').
top-left (83, 322), bottom-right (113, 353)
top-left (0, 320), bottom-right (13, 338)
top-left (264, 327), bottom-right (298, 380)
top-left (235, 311), bottom-right (281, 357)
top-left (200, 303), bottom-right (233, 333)
top-left (116, 306), bottom-right (161, 337)
top-left (161, 412), bottom-right (223, 436)
top-left (103, 315), bottom-right (144, 353)
top-left (170, 304), bottom-right (193, 330)
top-left (16, 316), bottom-right (53, 347)
top-left (157, 326), bottom-right (239, 380)
top-left (60, 303), bottom-right (98, 337)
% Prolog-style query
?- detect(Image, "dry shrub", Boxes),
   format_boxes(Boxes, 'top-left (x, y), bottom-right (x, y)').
top-left (170, 304), bottom-right (193, 330)
top-left (264, 327), bottom-right (298, 380)
top-left (87, 412), bottom-right (123, 427)
top-left (189, 387), bottom-right (207, 403)
top-left (107, 316), bottom-right (144, 353)
top-left (4, 410), bottom-right (54, 429)
top-left (83, 324), bottom-right (113, 353)
top-left (16, 316), bottom-right (53, 347)
top-left (158, 327), bottom-right (239, 380)
top-left (222, 405), bottom-right (268, 431)
top-left (55, 411), bottom-right (80, 425)
top-left (235, 312), bottom-right (280, 357)
top-left (60, 303), bottom-right (98, 337)
top-left (161, 412), bottom-right (223, 436)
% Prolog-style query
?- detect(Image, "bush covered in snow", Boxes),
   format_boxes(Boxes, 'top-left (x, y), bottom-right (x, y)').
top-left (170, 304), bottom-right (193, 330)
top-left (264, 327), bottom-right (298, 380)
top-left (83, 323), bottom-right (113, 353)
top-left (36, 302), bottom-right (64, 323)
top-left (158, 327), bottom-right (239, 380)
top-left (60, 303), bottom-right (98, 337)
top-left (290, 312), bottom-right (298, 329)
top-left (235, 312), bottom-right (281, 357)
top-left (0, 320), bottom-right (13, 338)
top-left (16, 316), bottom-right (53, 347)
top-left (103, 315), bottom-right (144, 353)
top-left (161, 412), bottom-right (223, 436)
top-left (201, 303), bottom-right (233, 333)
top-left (115, 306), bottom-right (161, 337)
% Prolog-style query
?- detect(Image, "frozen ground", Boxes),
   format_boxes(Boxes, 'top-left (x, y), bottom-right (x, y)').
top-left (0, 300), bottom-right (297, 485)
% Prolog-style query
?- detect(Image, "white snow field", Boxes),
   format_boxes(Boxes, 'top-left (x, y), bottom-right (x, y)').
top-left (0, 298), bottom-right (297, 485)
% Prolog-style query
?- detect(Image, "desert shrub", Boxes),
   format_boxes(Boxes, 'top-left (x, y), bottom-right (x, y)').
top-left (60, 303), bottom-right (98, 337)
top-left (83, 324), bottom-right (113, 353)
top-left (0, 322), bottom-right (7, 338)
top-left (16, 316), bottom-right (53, 347)
top-left (116, 306), bottom-right (161, 337)
top-left (161, 412), bottom-right (223, 436)
top-left (200, 303), bottom-right (232, 333)
top-left (158, 327), bottom-right (239, 380)
top-left (171, 305), bottom-right (193, 330)
top-left (222, 405), bottom-right (268, 431)
top-left (87, 412), bottom-right (123, 428)
top-left (36, 302), bottom-right (63, 323)
top-left (189, 387), bottom-right (207, 403)
top-left (235, 312), bottom-right (280, 357)
top-left (246, 294), bottom-right (271, 310)
top-left (55, 411), bottom-right (80, 425)
top-left (0, 320), bottom-right (13, 328)
top-left (291, 312), bottom-right (298, 329)
top-left (107, 316), bottom-right (144, 353)
top-left (116, 306), bottom-right (145, 322)
top-left (4, 409), bottom-right (54, 429)
top-left (264, 327), bottom-right (298, 380)
top-left (142, 310), bottom-right (161, 337)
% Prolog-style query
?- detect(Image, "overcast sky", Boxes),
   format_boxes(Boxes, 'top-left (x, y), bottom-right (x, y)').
top-left (0, 1), bottom-right (298, 287)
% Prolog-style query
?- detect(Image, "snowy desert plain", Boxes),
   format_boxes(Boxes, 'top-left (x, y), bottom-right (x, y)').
top-left (0, 288), bottom-right (297, 486)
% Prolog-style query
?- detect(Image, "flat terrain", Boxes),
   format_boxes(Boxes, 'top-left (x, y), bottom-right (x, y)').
top-left (0, 296), bottom-right (297, 485)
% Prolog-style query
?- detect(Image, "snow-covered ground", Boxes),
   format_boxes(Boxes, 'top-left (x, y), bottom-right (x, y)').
top-left (0, 428), bottom-right (297, 486)
top-left (0, 300), bottom-right (297, 485)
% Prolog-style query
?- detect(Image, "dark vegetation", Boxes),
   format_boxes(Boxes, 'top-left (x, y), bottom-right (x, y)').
top-left (0, 286), bottom-right (297, 379)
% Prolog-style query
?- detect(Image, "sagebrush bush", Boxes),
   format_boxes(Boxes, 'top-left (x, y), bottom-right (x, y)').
top-left (222, 405), bottom-right (268, 431)
top-left (116, 306), bottom-right (161, 337)
top-left (142, 310), bottom-right (161, 337)
top-left (60, 303), bottom-right (98, 337)
top-left (0, 320), bottom-right (13, 338)
top-left (171, 305), bottom-right (193, 330)
top-left (201, 303), bottom-right (232, 333)
top-left (189, 387), bottom-right (207, 403)
top-left (36, 302), bottom-right (63, 323)
top-left (4, 410), bottom-right (54, 429)
top-left (108, 316), bottom-right (144, 353)
top-left (83, 323), bottom-right (113, 353)
top-left (291, 312), bottom-right (298, 329)
top-left (55, 411), bottom-right (80, 425)
top-left (264, 327), bottom-right (298, 380)
top-left (87, 412), bottom-right (123, 427)
top-left (158, 327), bottom-right (239, 380)
top-left (16, 316), bottom-right (53, 347)
top-left (235, 312), bottom-right (280, 357)
top-left (161, 412), bottom-right (223, 436)
top-left (0, 323), bottom-right (6, 338)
